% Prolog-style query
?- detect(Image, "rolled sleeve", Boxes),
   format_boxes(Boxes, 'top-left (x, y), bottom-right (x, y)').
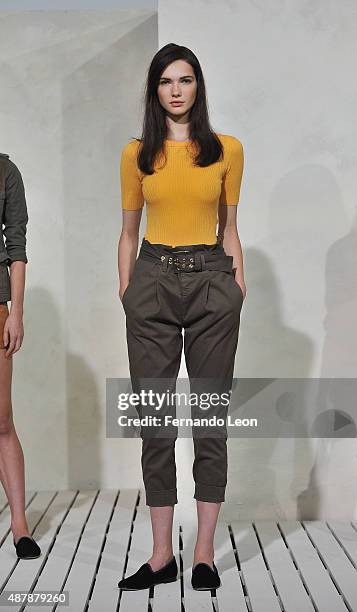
top-left (3, 161), bottom-right (28, 264)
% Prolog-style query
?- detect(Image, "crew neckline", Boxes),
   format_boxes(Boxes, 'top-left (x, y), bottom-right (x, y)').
top-left (164, 133), bottom-right (223, 145)
top-left (165, 138), bottom-right (192, 146)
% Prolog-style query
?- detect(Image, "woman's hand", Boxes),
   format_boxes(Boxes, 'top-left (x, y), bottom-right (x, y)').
top-left (3, 311), bottom-right (24, 358)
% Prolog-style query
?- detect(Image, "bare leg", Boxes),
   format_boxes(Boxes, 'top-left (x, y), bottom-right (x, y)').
top-left (193, 500), bottom-right (221, 569)
top-left (146, 505), bottom-right (175, 571)
top-left (0, 351), bottom-right (30, 544)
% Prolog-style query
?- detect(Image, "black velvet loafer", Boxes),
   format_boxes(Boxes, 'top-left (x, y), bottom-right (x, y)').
top-left (191, 561), bottom-right (221, 590)
top-left (13, 536), bottom-right (41, 559)
top-left (118, 555), bottom-right (178, 590)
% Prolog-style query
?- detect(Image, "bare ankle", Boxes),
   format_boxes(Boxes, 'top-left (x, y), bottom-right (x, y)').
top-left (150, 546), bottom-right (173, 560)
top-left (11, 521), bottom-right (30, 538)
top-left (148, 550), bottom-right (174, 572)
top-left (194, 544), bottom-right (214, 556)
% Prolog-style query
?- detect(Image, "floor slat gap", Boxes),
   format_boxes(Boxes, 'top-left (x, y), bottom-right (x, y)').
top-left (252, 523), bottom-right (285, 611)
top-left (0, 491), bottom-right (38, 551)
top-left (117, 489), bottom-right (142, 611)
top-left (276, 521), bottom-right (319, 612)
top-left (0, 491), bottom-right (61, 598)
top-left (18, 491), bottom-right (80, 612)
top-left (51, 490), bottom-right (100, 610)
top-left (300, 522), bottom-right (346, 600)
top-left (178, 524), bottom-right (184, 609)
top-left (84, 489), bottom-right (121, 612)
top-left (228, 524), bottom-right (253, 612)
top-left (326, 521), bottom-right (357, 571)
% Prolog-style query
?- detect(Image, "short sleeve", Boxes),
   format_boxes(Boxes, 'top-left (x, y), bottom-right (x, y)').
top-left (120, 141), bottom-right (144, 210)
top-left (219, 137), bottom-right (244, 206)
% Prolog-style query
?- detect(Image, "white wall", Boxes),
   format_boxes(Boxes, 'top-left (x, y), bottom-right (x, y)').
top-left (0, 1), bottom-right (156, 7)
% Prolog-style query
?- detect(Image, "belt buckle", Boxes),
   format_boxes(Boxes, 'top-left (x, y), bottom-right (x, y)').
top-left (174, 254), bottom-right (195, 271)
top-left (174, 255), bottom-right (185, 271)
top-left (160, 252), bottom-right (196, 271)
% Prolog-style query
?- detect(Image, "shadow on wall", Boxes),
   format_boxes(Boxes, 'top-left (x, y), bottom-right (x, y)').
top-left (223, 163), bottom-right (355, 523)
top-left (14, 287), bottom-right (101, 490)
top-left (62, 15), bottom-right (158, 487)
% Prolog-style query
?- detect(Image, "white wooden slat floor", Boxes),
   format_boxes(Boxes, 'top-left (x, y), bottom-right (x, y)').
top-left (0, 490), bottom-right (357, 611)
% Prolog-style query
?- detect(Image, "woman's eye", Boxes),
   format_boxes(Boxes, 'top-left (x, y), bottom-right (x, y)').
top-left (160, 79), bottom-right (192, 85)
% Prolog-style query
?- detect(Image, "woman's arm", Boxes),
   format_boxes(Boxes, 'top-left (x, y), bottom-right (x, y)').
top-left (2, 160), bottom-right (28, 357)
top-left (3, 261), bottom-right (26, 357)
top-left (118, 209), bottom-right (142, 302)
top-left (218, 203), bottom-right (247, 299)
top-left (118, 141), bottom-right (144, 303)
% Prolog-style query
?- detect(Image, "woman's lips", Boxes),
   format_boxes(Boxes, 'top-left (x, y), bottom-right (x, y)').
top-left (170, 101), bottom-right (184, 105)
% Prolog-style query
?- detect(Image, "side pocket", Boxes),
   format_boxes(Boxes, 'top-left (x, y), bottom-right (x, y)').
top-left (229, 271), bottom-right (243, 300)
top-left (203, 276), bottom-right (211, 308)
top-left (122, 277), bottom-right (135, 309)
top-left (155, 274), bottom-right (162, 312)
top-left (122, 282), bottom-right (130, 306)
top-left (121, 257), bottom-right (142, 308)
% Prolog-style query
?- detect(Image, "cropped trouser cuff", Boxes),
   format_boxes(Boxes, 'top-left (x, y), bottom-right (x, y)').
top-left (145, 488), bottom-right (178, 507)
top-left (194, 483), bottom-right (226, 503)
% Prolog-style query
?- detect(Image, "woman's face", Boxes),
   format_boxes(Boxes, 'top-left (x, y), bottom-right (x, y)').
top-left (157, 60), bottom-right (197, 118)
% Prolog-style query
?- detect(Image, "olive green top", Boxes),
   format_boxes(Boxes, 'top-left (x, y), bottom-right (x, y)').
top-left (0, 153), bottom-right (28, 302)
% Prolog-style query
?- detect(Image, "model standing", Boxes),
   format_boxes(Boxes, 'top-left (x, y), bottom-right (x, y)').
top-left (0, 153), bottom-right (41, 559)
top-left (117, 43), bottom-right (245, 591)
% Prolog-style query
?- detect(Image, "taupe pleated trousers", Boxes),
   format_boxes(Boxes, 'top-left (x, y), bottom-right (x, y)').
top-left (122, 238), bottom-right (243, 506)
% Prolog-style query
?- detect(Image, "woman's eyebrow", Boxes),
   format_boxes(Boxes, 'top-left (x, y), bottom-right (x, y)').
top-left (160, 75), bottom-right (193, 80)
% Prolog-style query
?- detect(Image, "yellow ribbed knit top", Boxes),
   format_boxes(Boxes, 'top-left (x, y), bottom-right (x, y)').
top-left (120, 133), bottom-right (244, 246)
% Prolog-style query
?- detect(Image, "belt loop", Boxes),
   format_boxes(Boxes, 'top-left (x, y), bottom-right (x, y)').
top-left (194, 252), bottom-right (202, 271)
top-left (194, 252), bottom-right (206, 271)
top-left (200, 253), bottom-right (206, 271)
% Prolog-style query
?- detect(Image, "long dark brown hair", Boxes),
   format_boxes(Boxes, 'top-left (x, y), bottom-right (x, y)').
top-left (133, 43), bottom-right (224, 175)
